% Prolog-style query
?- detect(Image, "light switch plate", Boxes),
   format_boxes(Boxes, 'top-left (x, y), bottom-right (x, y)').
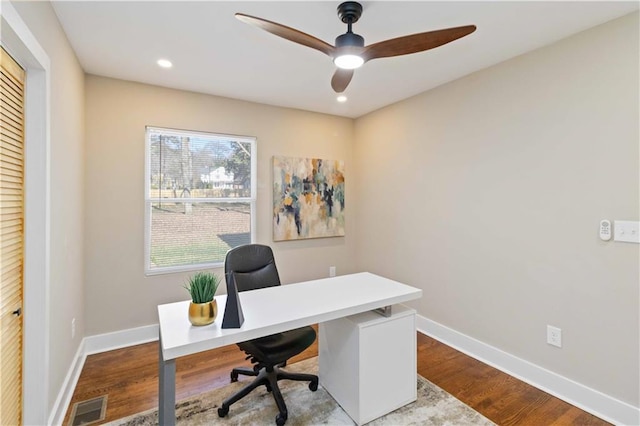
top-left (614, 220), bottom-right (640, 243)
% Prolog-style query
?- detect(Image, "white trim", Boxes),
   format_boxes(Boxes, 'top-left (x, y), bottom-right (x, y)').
top-left (47, 325), bottom-right (159, 426)
top-left (145, 126), bottom-right (256, 144)
top-left (48, 341), bottom-right (85, 426)
top-left (416, 314), bottom-right (640, 426)
top-left (52, 318), bottom-right (640, 425)
top-left (83, 324), bottom-right (159, 355)
top-left (1, 2), bottom-right (52, 425)
top-left (250, 136), bottom-right (257, 244)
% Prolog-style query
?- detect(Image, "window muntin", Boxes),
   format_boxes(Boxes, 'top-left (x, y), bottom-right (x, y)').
top-left (145, 127), bottom-right (255, 275)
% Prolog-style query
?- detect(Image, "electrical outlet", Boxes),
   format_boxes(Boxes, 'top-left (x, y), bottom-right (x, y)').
top-left (329, 266), bottom-right (336, 277)
top-left (547, 325), bottom-right (561, 348)
top-left (72, 318), bottom-right (76, 339)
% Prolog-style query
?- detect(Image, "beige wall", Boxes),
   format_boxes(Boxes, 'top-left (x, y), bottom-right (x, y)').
top-left (354, 12), bottom-right (639, 405)
top-left (11, 1), bottom-right (638, 418)
top-left (84, 76), bottom-right (355, 335)
top-left (9, 0), bottom-right (86, 416)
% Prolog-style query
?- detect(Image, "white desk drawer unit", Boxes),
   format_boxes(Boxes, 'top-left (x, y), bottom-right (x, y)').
top-left (319, 304), bottom-right (417, 425)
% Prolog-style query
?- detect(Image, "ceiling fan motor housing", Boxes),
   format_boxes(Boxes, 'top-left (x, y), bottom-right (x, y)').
top-left (337, 1), bottom-right (363, 24)
top-left (335, 32), bottom-right (364, 49)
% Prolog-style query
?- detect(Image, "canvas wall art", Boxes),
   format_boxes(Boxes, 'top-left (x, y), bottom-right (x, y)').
top-left (273, 156), bottom-right (345, 241)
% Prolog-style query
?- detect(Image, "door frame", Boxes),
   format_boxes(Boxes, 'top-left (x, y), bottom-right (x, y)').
top-left (1, 2), bottom-right (51, 425)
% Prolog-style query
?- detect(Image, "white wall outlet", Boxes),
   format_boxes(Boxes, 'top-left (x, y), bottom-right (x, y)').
top-left (547, 325), bottom-right (562, 348)
top-left (329, 266), bottom-right (336, 277)
top-left (71, 318), bottom-right (76, 339)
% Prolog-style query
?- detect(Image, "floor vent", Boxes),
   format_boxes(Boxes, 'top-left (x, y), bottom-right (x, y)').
top-left (68, 395), bottom-right (107, 426)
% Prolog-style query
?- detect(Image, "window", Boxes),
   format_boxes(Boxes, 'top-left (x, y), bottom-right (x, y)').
top-left (145, 127), bottom-right (256, 275)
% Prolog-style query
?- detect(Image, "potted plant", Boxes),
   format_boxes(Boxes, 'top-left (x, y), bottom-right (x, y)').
top-left (185, 271), bottom-right (221, 326)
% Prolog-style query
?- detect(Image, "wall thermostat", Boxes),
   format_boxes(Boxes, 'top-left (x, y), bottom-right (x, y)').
top-left (599, 220), bottom-right (611, 241)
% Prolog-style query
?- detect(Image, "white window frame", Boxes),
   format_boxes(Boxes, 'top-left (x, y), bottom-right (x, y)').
top-left (144, 126), bottom-right (256, 275)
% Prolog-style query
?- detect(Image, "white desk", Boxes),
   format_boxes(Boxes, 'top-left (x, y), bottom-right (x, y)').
top-left (157, 272), bottom-right (422, 425)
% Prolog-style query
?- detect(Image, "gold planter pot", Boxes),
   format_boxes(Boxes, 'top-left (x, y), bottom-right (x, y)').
top-left (188, 299), bottom-right (218, 326)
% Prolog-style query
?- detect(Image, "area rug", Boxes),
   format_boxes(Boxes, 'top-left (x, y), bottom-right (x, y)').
top-left (106, 357), bottom-right (494, 425)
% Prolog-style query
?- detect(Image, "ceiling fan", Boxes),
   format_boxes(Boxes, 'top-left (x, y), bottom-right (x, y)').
top-left (236, 2), bottom-right (476, 93)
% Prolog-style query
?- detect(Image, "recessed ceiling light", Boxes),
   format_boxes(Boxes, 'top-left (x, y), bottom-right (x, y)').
top-left (157, 59), bottom-right (173, 68)
top-left (337, 95), bottom-right (347, 103)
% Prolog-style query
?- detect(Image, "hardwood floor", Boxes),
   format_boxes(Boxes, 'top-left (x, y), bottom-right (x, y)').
top-left (63, 331), bottom-right (609, 425)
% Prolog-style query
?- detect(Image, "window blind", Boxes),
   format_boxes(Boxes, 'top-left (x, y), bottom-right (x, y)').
top-left (145, 127), bottom-right (256, 275)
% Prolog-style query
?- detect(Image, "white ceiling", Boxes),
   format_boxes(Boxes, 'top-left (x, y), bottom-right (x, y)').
top-left (51, 1), bottom-right (638, 118)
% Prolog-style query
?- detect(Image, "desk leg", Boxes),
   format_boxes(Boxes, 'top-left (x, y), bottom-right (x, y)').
top-left (158, 336), bottom-right (176, 426)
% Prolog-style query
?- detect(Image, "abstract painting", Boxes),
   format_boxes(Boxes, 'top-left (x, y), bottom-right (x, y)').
top-left (273, 156), bottom-right (345, 241)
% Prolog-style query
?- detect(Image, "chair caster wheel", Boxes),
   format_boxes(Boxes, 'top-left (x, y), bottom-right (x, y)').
top-left (218, 406), bottom-right (229, 417)
top-left (276, 412), bottom-right (287, 425)
top-left (265, 383), bottom-right (273, 393)
top-left (309, 380), bottom-right (318, 391)
top-left (230, 371), bottom-right (238, 382)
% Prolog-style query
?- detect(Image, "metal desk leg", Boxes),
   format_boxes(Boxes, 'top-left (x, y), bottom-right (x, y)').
top-left (158, 335), bottom-right (176, 425)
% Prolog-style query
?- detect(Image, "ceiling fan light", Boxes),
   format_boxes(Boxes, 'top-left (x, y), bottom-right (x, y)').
top-left (334, 54), bottom-right (364, 69)
top-left (334, 32), bottom-right (364, 69)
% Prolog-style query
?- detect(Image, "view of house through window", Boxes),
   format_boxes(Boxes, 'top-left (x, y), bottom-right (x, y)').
top-left (145, 127), bottom-right (256, 274)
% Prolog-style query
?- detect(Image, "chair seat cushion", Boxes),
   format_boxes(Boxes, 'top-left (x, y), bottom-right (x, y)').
top-left (238, 326), bottom-right (316, 366)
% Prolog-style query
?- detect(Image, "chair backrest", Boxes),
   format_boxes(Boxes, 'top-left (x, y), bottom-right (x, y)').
top-left (224, 244), bottom-right (281, 292)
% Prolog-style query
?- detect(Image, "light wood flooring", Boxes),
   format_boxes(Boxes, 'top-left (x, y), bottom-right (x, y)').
top-left (63, 330), bottom-right (609, 425)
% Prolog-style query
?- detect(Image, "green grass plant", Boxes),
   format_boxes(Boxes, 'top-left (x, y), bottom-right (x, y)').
top-left (185, 272), bottom-right (220, 303)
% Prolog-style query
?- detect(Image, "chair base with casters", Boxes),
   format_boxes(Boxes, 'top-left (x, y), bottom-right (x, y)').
top-left (217, 325), bottom-right (318, 425)
top-left (217, 363), bottom-right (318, 425)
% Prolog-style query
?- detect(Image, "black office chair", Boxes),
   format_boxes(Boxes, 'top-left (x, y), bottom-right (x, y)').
top-left (217, 244), bottom-right (318, 426)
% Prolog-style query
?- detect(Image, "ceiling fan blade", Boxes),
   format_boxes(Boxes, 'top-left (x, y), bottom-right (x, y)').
top-left (331, 69), bottom-right (354, 93)
top-left (362, 25), bottom-right (476, 62)
top-left (236, 13), bottom-right (335, 57)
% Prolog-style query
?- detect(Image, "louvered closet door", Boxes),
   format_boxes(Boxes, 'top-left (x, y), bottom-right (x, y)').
top-left (0, 46), bottom-right (25, 426)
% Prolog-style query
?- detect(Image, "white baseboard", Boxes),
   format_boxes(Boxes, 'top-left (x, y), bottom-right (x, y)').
top-left (416, 315), bottom-right (640, 426)
top-left (48, 340), bottom-right (86, 426)
top-left (83, 324), bottom-right (159, 355)
top-left (48, 324), bottom-right (159, 425)
top-left (50, 319), bottom-right (639, 426)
